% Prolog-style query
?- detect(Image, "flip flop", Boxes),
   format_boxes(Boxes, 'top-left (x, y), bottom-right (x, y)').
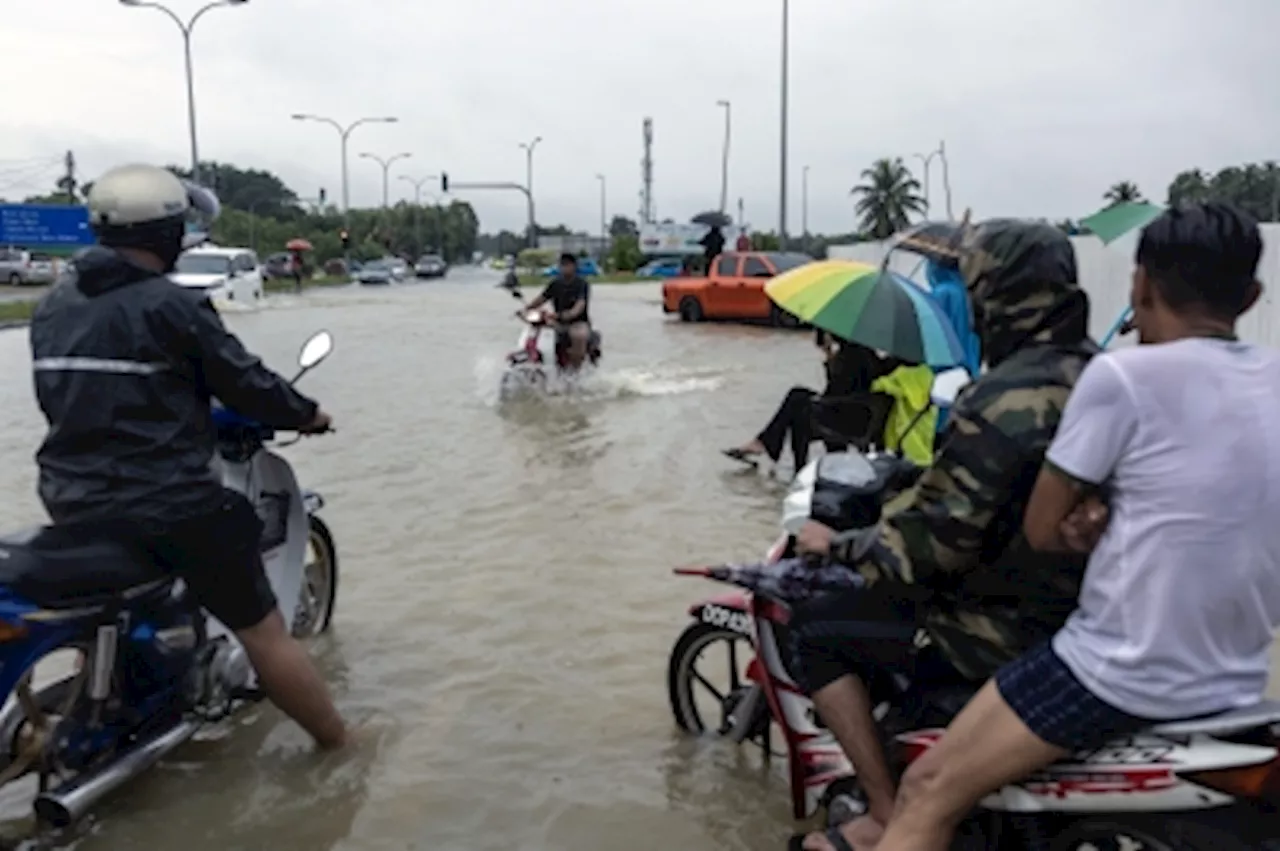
top-left (786, 827), bottom-right (857, 851)
top-left (721, 447), bottom-right (762, 467)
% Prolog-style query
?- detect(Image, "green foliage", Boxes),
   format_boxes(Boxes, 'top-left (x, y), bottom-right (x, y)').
top-left (608, 234), bottom-right (643, 271)
top-left (1103, 182), bottom-right (1144, 206)
top-left (751, 232), bottom-right (781, 250)
top-left (1165, 162), bottom-right (1280, 221)
top-left (609, 215), bottom-right (639, 238)
top-left (851, 157), bottom-right (927, 239)
top-left (517, 248), bottom-right (556, 270)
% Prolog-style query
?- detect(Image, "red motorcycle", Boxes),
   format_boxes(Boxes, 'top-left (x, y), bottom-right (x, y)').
top-left (668, 449), bottom-right (1280, 848)
top-left (498, 286), bottom-right (600, 400)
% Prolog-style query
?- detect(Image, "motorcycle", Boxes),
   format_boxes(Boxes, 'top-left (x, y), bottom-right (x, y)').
top-left (498, 285), bottom-right (601, 401)
top-left (667, 372), bottom-right (1280, 849)
top-left (0, 330), bottom-right (340, 828)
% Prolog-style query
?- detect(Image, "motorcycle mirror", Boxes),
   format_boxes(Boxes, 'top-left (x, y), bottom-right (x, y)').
top-left (929, 367), bottom-right (970, 408)
top-left (297, 330), bottom-right (334, 371)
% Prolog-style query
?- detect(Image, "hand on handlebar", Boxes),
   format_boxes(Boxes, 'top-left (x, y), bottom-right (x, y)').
top-left (298, 409), bottom-right (333, 435)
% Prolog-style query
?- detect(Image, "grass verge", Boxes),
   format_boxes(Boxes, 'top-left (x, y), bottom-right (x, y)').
top-left (263, 275), bottom-right (349, 293)
top-left (0, 300), bottom-right (36, 325)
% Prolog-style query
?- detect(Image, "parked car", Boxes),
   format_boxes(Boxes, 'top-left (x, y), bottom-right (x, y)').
top-left (661, 251), bottom-right (812, 325)
top-left (354, 259), bottom-right (394, 285)
top-left (386, 257), bottom-right (410, 281)
top-left (541, 257), bottom-right (602, 277)
top-left (261, 252), bottom-right (294, 280)
top-left (0, 248), bottom-right (58, 286)
top-left (171, 246), bottom-right (264, 305)
top-left (415, 254), bottom-right (448, 278)
top-left (636, 258), bottom-right (683, 279)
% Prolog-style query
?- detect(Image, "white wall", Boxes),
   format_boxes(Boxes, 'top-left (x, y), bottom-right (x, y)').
top-left (829, 225), bottom-right (1280, 349)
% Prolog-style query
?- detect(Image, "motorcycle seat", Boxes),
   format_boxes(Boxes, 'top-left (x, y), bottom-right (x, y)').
top-left (0, 527), bottom-right (170, 610)
top-left (1147, 699), bottom-right (1280, 738)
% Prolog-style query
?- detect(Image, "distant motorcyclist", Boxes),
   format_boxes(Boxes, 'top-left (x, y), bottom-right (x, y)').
top-left (787, 219), bottom-right (1098, 851)
top-left (29, 164), bottom-right (348, 751)
top-left (522, 252), bottom-right (594, 370)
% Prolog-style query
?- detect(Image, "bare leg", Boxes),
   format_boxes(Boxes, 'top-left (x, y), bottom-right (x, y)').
top-left (876, 681), bottom-right (1065, 851)
top-left (807, 674), bottom-right (896, 839)
top-left (236, 611), bottom-right (347, 750)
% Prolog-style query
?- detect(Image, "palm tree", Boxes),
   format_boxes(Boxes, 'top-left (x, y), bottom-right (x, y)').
top-left (1103, 181), bottom-right (1144, 206)
top-left (850, 158), bottom-right (927, 240)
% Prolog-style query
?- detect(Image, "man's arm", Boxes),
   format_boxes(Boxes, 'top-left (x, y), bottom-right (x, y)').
top-left (526, 282), bottom-right (555, 310)
top-left (179, 297), bottom-right (319, 429)
top-left (1024, 356), bottom-right (1135, 551)
top-left (833, 398), bottom-right (1040, 589)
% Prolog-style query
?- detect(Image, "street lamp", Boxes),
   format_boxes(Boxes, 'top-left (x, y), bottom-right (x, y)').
top-left (716, 100), bottom-right (731, 215)
top-left (519, 136), bottom-right (542, 243)
top-left (802, 164), bottom-right (810, 250)
top-left (118, 0), bottom-right (250, 184)
top-left (399, 174), bottom-right (440, 253)
top-left (359, 152), bottom-right (412, 209)
top-left (779, 0), bottom-right (790, 249)
top-left (914, 141), bottom-right (952, 218)
top-left (595, 173), bottom-right (607, 266)
top-left (291, 114), bottom-right (398, 227)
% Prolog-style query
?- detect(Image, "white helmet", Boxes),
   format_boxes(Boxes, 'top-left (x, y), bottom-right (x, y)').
top-left (87, 164), bottom-right (220, 249)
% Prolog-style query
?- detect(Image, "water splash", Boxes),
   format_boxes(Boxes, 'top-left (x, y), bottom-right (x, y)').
top-left (474, 358), bottom-right (723, 407)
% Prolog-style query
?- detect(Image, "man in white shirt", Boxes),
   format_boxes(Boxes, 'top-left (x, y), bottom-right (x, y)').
top-left (867, 202), bottom-right (1278, 851)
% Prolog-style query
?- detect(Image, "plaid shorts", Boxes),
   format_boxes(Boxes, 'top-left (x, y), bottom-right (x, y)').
top-left (995, 641), bottom-right (1153, 752)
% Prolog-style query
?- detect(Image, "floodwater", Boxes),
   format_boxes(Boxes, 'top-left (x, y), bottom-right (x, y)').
top-left (0, 270), bottom-right (1273, 850)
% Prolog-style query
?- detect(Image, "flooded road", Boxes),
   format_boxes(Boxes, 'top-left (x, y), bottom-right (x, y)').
top-left (0, 269), bottom-right (1274, 850)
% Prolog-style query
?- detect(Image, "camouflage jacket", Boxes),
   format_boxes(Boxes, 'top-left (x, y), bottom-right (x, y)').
top-left (838, 337), bottom-right (1098, 681)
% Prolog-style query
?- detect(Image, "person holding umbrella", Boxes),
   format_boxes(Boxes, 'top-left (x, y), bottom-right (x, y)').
top-left (692, 211), bottom-right (729, 274)
top-left (285, 238), bottom-right (312, 293)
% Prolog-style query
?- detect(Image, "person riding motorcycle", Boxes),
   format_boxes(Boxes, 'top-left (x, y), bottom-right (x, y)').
top-left (787, 219), bottom-right (1099, 851)
top-left (521, 252), bottom-right (599, 370)
top-left (29, 164), bottom-right (348, 751)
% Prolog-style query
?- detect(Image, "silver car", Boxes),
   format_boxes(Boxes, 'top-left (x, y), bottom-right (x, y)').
top-left (0, 248), bottom-right (58, 286)
top-left (354, 259), bottom-right (394, 286)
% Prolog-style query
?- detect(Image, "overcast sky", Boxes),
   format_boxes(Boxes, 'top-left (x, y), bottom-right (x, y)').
top-left (4, 0), bottom-right (1276, 235)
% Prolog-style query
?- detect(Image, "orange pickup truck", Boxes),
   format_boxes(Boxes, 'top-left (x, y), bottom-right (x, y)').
top-left (661, 251), bottom-right (812, 326)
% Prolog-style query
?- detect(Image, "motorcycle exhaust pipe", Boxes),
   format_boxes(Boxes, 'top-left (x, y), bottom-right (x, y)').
top-left (32, 719), bottom-right (199, 827)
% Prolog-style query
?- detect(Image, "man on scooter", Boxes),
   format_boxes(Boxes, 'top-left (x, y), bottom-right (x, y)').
top-left (787, 219), bottom-right (1098, 851)
top-left (523, 252), bottom-right (594, 370)
top-left (29, 164), bottom-right (349, 751)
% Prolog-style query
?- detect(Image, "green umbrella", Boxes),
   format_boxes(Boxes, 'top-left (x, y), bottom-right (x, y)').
top-left (1080, 201), bottom-right (1165, 245)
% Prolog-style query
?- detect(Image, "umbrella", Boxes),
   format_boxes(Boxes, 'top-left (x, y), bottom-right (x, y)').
top-left (675, 557), bottom-right (865, 604)
top-left (886, 219), bottom-right (968, 268)
top-left (765, 260), bottom-right (967, 368)
top-left (286, 238), bottom-right (314, 252)
top-left (1079, 201), bottom-right (1164, 245)
top-left (690, 210), bottom-right (732, 228)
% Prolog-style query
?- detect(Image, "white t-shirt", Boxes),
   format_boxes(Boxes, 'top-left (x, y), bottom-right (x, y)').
top-left (1048, 338), bottom-right (1280, 719)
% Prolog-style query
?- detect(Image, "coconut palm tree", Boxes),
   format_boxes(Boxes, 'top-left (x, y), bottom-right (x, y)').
top-left (850, 158), bottom-right (927, 240)
top-left (1103, 181), bottom-right (1144, 206)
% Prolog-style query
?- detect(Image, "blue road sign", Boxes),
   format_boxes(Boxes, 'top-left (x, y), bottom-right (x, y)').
top-left (0, 204), bottom-right (94, 247)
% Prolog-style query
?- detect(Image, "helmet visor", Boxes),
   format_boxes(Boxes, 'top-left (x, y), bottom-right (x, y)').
top-left (181, 181), bottom-right (220, 249)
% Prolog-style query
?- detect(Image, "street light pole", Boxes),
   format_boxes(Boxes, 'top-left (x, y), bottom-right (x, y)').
top-left (802, 164), bottom-right (809, 251)
top-left (399, 174), bottom-right (439, 254)
top-left (914, 141), bottom-right (952, 218)
top-left (595, 173), bottom-right (607, 267)
top-left (291, 114), bottom-right (399, 229)
top-left (716, 100), bottom-right (731, 215)
top-left (914, 149), bottom-right (939, 214)
top-left (358, 152), bottom-right (411, 209)
top-left (519, 136), bottom-right (542, 246)
top-left (779, 0), bottom-right (790, 249)
top-left (118, 0), bottom-right (250, 185)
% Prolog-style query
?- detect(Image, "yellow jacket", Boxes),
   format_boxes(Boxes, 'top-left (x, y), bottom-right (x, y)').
top-left (871, 365), bottom-right (937, 466)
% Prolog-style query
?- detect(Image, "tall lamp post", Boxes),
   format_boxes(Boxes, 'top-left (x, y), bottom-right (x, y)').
top-left (779, 0), bottom-right (790, 249)
top-left (801, 164), bottom-right (810, 252)
top-left (519, 136), bottom-right (542, 246)
top-left (716, 100), bottom-right (731, 215)
top-left (399, 174), bottom-right (439, 253)
top-left (595, 173), bottom-right (607, 267)
top-left (915, 141), bottom-right (952, 219)
top-left (291, 114), bottom-right (398, 228)
top-left (359, 151), bottom-right (412, 209)
top-left (118, 0), bottom-right (250, 185)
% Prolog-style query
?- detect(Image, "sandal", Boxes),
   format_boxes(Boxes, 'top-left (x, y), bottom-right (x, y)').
top-left (786, 827), bottom-right (857, 851)
top-left (721, 447), bottom-right (762, 466)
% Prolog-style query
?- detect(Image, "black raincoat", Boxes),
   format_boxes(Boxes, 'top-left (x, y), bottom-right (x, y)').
top-left (29, 247), bottom-right (318, 525)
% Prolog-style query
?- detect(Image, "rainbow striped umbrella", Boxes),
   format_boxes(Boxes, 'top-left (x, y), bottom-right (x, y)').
top-left (765, 260), bottom-right (966, 368)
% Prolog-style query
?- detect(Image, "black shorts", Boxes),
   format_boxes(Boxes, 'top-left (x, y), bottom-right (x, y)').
top-left (995, 642), bottom-right (1153, 752)
top-left (139, 490), bottom-right (279, 631)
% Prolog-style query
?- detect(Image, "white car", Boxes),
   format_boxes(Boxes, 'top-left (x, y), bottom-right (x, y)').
top-left (385, 257), bottom-right (409, 281)
top-left (171, 246), bottom-right (264, 307)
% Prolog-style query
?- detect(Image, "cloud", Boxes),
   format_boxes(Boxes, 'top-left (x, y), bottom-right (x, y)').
top-left (5, 0), bottom-right (1278, 234)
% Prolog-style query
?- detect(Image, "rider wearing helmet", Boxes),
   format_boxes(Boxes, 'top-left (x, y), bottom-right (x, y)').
top-left (29, 164), bottom-right (347, 750)
top-left (788, 219), bottom-right (1098, 851)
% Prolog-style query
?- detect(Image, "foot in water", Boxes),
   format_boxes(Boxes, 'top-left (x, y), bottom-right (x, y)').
top-left (722, 439), bottom-right (767, 466)
top-left (789, 816), bottom-right (884, 850)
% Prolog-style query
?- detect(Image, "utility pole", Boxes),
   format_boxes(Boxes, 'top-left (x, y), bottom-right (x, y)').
top-left (938, 139), bottom-right (954, 219)
top-left (802, 164), bottom-right (809, 252)
top-left (595, 173), bottom-right (607, 267)
top-left (778, 0), bottom-right (790, 249)
top-left (716, 100), bottom-right (731, 214)
top-left (60, 150), bottom-right (78, 201)
top-left (519, 137), bottom-right (542, 245)
top-left (640, 117), bottom-right (654, 224)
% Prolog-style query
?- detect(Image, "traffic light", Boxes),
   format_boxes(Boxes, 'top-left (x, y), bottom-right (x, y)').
top-left (319, 187), bottom-right (326, 204)
top-left (440, 172), bottom-right (449, 193)
top-left (340, 229), bottom-right (349, 250)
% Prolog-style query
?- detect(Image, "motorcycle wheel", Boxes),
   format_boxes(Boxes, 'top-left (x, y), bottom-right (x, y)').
top-left (667, 622), bottom-right (770, 745)
top-left (1050, 816), bottom-right (1249, 851)
top-left (292, 515), bottom-right (338, 637)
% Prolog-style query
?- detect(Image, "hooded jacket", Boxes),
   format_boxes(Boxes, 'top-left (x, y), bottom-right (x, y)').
top-left (30, 247), bottom-right (318, 526)
top-left (836, 220), bottom-right (1099, 681)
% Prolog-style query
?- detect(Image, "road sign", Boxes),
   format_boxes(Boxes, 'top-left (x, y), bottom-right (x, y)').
top-left (0, 204), bottom-right (94, 247)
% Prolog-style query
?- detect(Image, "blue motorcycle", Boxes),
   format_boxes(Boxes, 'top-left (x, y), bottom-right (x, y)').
top-left (0, 331), bottom-right (340, 827)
